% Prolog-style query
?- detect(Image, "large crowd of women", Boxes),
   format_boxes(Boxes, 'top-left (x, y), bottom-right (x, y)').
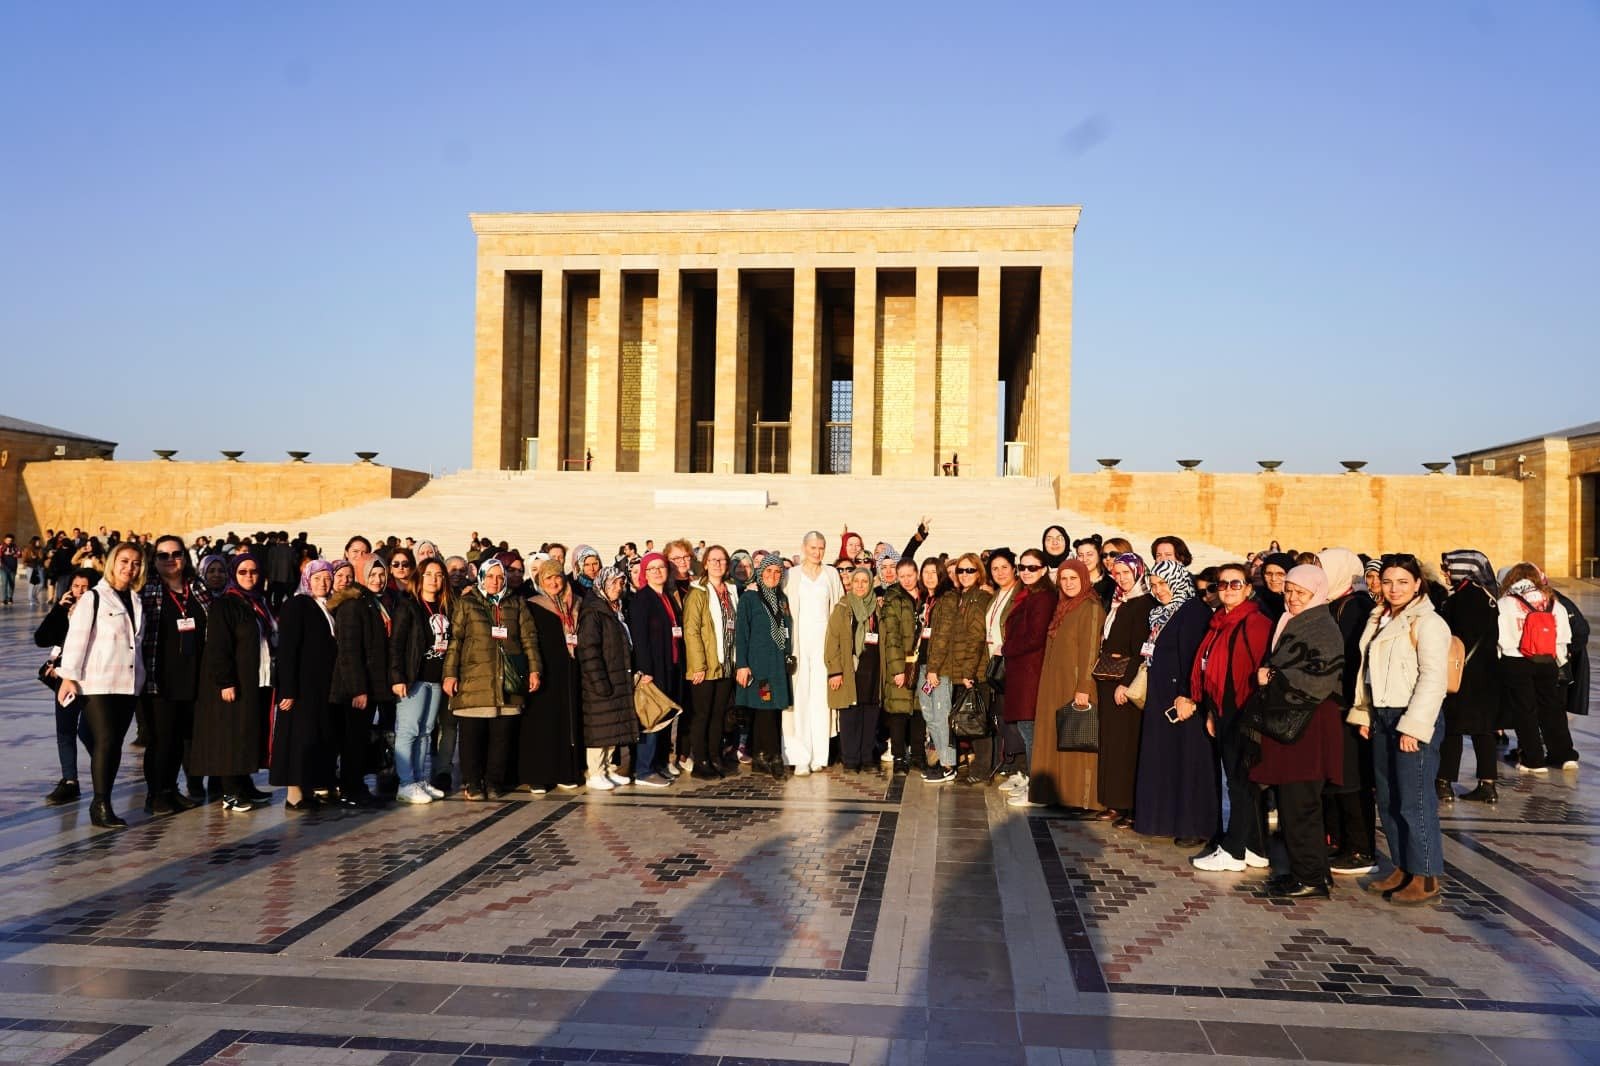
top-left (30, 521), bottom-right (1591, 908)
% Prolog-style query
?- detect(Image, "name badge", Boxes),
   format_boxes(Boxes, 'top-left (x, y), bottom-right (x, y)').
top-left (491, 625), bottom-right (509, 640)
top-left (175, 617), bottom-right (197, 633)
top-left (921, 627), bottom-right (932, 640)
top-left (1140, 640), bottom-right (1156, 658)
top-left (671, 625), bottom-right (684, 639)
top-left (432, 636), bottom-right (448, 654)
top-left (566, 633), bottom-right (579, 648)
top-left (864, 632), bottom-right (879, 645)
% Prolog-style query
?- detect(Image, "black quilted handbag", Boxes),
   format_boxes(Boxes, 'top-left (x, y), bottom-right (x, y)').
top-left (1055, 701), bottom-right (1099, 753)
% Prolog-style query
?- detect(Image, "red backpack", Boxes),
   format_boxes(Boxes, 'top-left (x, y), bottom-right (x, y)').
top-left (1514, 595), bottom-right (1558, 661)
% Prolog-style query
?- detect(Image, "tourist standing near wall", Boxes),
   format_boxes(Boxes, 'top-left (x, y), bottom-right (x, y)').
top-left (190, 554), bottom-right (274, 815)
top-left (784, 532), bottom-right (843, 775)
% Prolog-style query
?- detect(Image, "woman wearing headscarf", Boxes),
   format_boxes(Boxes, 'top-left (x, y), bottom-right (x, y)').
top-left (1242, 564), bottom-right (1347, 898)
top-left (273, 560), bottom-right (337, 810)
top-left (997, 550), bottom-right (1057, 800)
top-left (577, 565), bottom-right (639, 790)
top-left (1020, 558), bottom-right (1105, 810)
top-left (1096, 553), bottom-right (1154, 827)
top-left (1433, 550), bottom-right (1504, 806)
top-left (825, 566), bottom-right (882, 772)
top-left (1133, 559), bottom-right (1216, 847)
top-left (1313, 548), bottom-right (1380, 876)
top-left (190, 553), bottom-right (276, 813)
top-left (878, 558), bottom-right (922, 773)
top-left (331, 559), bottom-right (355, 593)
top-left (520, 558), bottom-right (586, 793)
top-left (735, 553), bottom-right (794, 779)
top-left (1186, 563), bottom-right (1274, 872)
top-left (569, 545), bottom-right (603, 594)
top-left (328, 554), bottom-right (393, 807)
top-left (630, 551), bottom-right (684, 787)
top-left (1040, 525), bottom-right (1071, 576)
top-left (684, 546), bottom-right (740, 778)
top-left (1255, 552), bottom-right (1295, 622)
top-left (443, 555), bottom-right (541, 800)
top-left (197, 553), bottom-right (230, 606)
top-left (1350, 554), bottom-right (1451, 905)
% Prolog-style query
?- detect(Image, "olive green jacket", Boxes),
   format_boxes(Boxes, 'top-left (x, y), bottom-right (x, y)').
top-left (877, 585), bottom-right (919, 714)
top-left (442, 588), bottom-right (540, 716)
top-left (928, 586), bottom-right (994, 684)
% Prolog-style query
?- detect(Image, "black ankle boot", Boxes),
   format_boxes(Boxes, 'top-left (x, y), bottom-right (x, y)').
top-left (89, 797), bottom-right (127, 829)
top-left (1460, 780), bottom-right (1498, 804)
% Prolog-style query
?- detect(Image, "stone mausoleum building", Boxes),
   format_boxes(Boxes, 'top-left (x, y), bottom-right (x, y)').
top-left (469, 206), bottom-right (1078, 479)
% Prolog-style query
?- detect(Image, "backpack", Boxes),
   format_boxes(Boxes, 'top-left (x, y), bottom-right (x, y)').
top-left (1409, 618), bottom-right (1467, 695)
top-left (1514, 594), bottom-right (1558, 662)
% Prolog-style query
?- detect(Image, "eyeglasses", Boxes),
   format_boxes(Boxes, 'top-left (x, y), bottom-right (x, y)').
top-left (1018, 563), bottom-right (1046, 573)
top-left (155, 551), bottom-right (184, 561)
top-left (1214, 579), bottom-right (1247, 591)
top-left (956, 567), bottom-right (979, 575)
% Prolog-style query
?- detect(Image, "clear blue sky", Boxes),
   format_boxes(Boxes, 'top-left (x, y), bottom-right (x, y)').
top-left (4, 2), bottom-right (1596, 475)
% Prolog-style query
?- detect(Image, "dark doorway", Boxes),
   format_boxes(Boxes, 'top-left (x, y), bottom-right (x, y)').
top-left (744, 271), bottom-right (793, 474)
top-left (819, 271), bottom-right (855, 474)
top-left (686, 276), bottom-right (717, 472)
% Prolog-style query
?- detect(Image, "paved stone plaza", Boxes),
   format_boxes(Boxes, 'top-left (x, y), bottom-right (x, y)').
top-left (0, 592), bottom-right (1597, 1065)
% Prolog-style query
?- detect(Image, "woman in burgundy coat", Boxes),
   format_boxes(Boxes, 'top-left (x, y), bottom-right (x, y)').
top-left (998, 549), bottom-right (1058, 798)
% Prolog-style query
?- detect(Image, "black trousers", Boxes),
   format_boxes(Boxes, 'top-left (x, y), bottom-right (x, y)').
top-left (1323, 789), bottom-right (1376, 857)
top-left (336, 703), bottom-right (375, 797)
top-left (1440, 733), bottom-right (1498, 782)
top-left (458, 715), bottom-right (515, 791)
top-left (688, 678), bottom-right (735, 766)
top-left (1279, 779), bottom-right (1330, 885)
top-left (749, 707), bottom-right (782, 763)
top-left (1218, 711), bottom-right (1267, 860)
top-left (433, 709), bottom-right (458, 787)
top-left (839, 703), bottom-right (880, 769)
top-left (81, 694), bottom-right (136, 800)
top-left (1503, 657), bottom-right (1574, 768)
top-left (142, 696), bottom-right (193, 794)
top-left (886, 713), bottom-right (914, 762)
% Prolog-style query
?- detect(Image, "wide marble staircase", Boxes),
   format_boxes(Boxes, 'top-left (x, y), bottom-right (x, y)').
top-left (195, 469), bottom-right (1234, 566)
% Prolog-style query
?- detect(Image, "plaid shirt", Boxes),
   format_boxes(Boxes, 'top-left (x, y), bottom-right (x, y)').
top-left (140, 579), bottom-right (209, 696)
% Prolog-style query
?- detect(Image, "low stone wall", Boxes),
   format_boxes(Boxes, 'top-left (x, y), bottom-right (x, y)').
top-left (17, 460), bottom-right (429, 539)
top-left (1058, 470), bottom-right (1527, 573)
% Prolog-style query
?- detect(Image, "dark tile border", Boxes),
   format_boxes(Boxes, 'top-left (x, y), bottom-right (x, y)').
top-left (1444, 828), bottom-right (1600, 924)
top-left (0, 1017), bottom-right (148, 1064)
top-left (169, 1027), bottom-right (826, 1065)
top-left (1028, 817), bottom-right (1600, 1017)
top-left (0, 802), bottom-right (519, 954)
top-left (342, 800), bottom-right (897, 982)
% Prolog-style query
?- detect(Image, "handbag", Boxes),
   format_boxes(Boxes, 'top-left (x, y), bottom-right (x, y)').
top-left (1091, 650), bottom-right (1129, 682)
top-left (38, 656), bottom-right (62, 693)
top-left (986, 653), bottom-right (1006, 693)
top-left (499, 647), bottom-right (529, 701)
top-left (948, 683), bottom-right (992, 739)
top-left (1055, 700), bottom-right (1099, 752)
top-left (1124, 662), bottom-right (1149, 709)
top-left (633, 675), bottom-right (683, 733)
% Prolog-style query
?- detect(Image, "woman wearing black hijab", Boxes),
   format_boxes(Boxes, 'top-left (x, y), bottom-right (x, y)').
top-left (1256, 553), bottom-right (1296, 622)
top-left (1041, 525), bottom-right (1071, 575)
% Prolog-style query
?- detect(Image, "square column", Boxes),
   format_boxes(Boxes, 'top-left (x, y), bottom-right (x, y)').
top-left (1035, 263), bottom-right (1073, 478)
top-left (789, 263), bottom-right (820, 474)
top-left (647, 265), bottom-right (681, 474)
top-left (911, 265), bottom-right (939, 475)
top-left (592, 267), bottom-right (623, 472)
top-left (535, 267), bottom-right (566, 472)
top-left (851, 264), bottom-right (877, 476)
top-left (714, 265), bottom-right (748, 474)
top-left (472, 265), bottom-right (509, 469)
top-left (970, 264), bottom-right (1000, 478)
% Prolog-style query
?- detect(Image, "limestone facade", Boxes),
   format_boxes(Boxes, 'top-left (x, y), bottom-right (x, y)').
top-left (469, 206), bottom-right (1079, 479)
top-left (0, 419), bottom-right (114, 539)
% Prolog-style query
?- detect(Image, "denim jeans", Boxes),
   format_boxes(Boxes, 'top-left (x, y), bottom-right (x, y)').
top-left (916, 666), bottom-right (955, 768)
top-left (635, 730), bottom-right (662, 778)
top-left (55, 697), bottom-right (93, 781)
top-left (0, 567), bottom-right (15, 602)
top-left (393, 682), bottom-right (443, 784)
top-left (1370, 706), bottom-right (1444, 877)
top-left (1018, 720), bottom-right (1035, 769)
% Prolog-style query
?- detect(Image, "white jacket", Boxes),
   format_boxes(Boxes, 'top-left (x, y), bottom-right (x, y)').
top-left (56, 579), bottom-right (145, 695)
top-left (1496, 593), bottom-right (1571, 665)
top-left (1348, 594), bottom-right (1450, 740)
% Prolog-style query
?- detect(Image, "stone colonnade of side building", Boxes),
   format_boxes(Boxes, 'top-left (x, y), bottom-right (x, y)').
top-left (470, 206), bottom-right (1078, 479)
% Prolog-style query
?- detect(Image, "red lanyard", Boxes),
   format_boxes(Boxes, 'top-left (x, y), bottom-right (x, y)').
top-left (167, 586), bottom-right (190, 617)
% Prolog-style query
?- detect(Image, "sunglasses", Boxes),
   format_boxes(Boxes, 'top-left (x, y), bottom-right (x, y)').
top-left (956, 567), bottom-right (979, 575)
top-left (1214, 578), bottom-right (1247, 591)
top-left (236, 568), bottom-right (259, 576)
top-left (155, 551), bottom-right (184, 561)
top-left (390, 560), bottom-right (412, 569)
top-left (1018, 563), bottom-right (1046, 573)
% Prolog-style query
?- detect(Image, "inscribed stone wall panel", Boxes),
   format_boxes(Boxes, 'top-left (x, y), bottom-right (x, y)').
top-left (935, 275), bottom-right (976, 460)
top-left (874, 276), bottom-right (916, 465)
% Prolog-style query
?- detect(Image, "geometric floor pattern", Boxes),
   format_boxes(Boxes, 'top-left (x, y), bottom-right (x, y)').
top-left (1, 585), bottom-right (1599, 1064)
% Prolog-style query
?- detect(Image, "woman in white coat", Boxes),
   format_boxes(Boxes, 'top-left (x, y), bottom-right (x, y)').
top-left (55, 542), bottom-right (147, 828)
top-left (1348, 554), bottom-right (1451, 905)
top-left (784, 532), bottom-right (844, 774)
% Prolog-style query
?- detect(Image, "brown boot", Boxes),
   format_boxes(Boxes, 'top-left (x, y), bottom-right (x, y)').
top-left (1390, 875), bottom-right (1442, 906)
top-left (1365, 867), bottom-right (1409, 895)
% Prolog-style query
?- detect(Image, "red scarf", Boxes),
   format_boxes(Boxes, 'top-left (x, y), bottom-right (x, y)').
top-left (1189, 599), bottom-right (1267, 715)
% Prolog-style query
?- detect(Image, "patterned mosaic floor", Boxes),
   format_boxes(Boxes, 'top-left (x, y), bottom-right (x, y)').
top-left (0, 587), bottom-right (1598, 1064)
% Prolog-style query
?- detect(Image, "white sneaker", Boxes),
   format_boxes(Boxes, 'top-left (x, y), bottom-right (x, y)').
top-left (420, 782), bottom-right (445, 799)
top-left (1006, 791), bottom-right (1044, 808)
top-left (1190, 847), bottom-right (1246, 873)
top-left (607, 771), bottom-right (631, 787)
top-left (880, 749), bottom-right (895, 763)
top-left (556, 782), bottom-right (581, 791)
top-left (792, 765), bottom-right (810, 776)
top-left (1243, 848), bottom-right (1270, 869)
top-left (811, 763), bottom-right (828, 774)
top-left (1002, 773), bottom-right (1028, 792)
top-left (396, 783), bottom-right (432, 805)
top-left (1562, 759), bottom-right (1580, 770)
top-left (586, 774), bottom-right (615, 792)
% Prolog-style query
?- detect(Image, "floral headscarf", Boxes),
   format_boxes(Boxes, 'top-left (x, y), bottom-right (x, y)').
top-left (297, 559), bottom-right (335, 597)
top-left (1109, 552), bottom-right (1148, 605)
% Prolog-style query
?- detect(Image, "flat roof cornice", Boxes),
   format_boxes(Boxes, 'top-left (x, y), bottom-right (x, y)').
top-left (470, 205), bottom-right (1082, 236)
